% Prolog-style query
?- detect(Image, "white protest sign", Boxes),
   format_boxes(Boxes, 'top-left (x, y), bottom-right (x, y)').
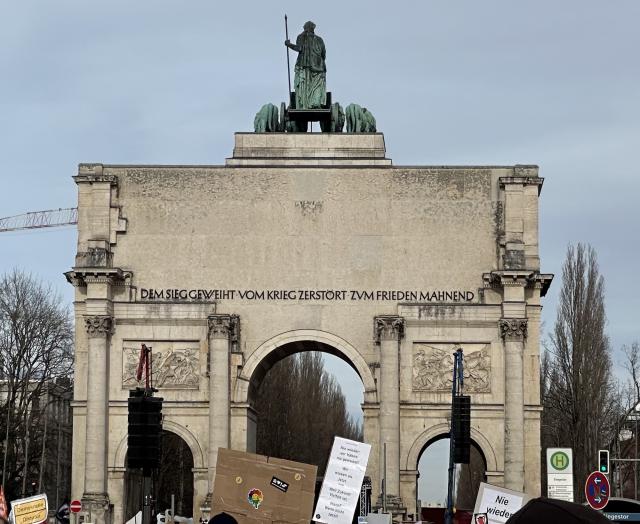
top-left (473, 483), bottom-right (530, 524)
top-left (313, 437), bottom-right (371, 524)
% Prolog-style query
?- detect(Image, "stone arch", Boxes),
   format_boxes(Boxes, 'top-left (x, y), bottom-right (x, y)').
top-left (232, 329), bottom-right (377, 404)
top-left (404, 422), bottom-right (498, 473)
top-left (113, 418), bottom-right (205, 469)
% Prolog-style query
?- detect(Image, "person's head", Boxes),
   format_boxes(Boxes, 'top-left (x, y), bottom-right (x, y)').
top-left (208, 513), bottom-right (237, 524)
top-left (303, 21), bottom-right (316, 33)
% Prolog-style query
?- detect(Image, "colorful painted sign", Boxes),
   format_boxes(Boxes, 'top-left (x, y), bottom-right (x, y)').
top-left (247, 488), bottom-right (263, 509)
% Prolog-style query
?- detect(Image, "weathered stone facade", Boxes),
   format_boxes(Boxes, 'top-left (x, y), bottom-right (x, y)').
top-left (66, 133), bottom-right (551, 523)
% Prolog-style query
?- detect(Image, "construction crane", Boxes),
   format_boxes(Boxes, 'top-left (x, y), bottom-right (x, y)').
top-left (0, 208), bottom-right (78, 233)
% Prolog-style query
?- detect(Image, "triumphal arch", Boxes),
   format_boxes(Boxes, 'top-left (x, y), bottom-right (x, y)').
top-left (66, 24), bottom-right (551, 524)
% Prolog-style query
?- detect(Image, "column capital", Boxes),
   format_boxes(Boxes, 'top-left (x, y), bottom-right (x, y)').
top-left (374, 316), bottom-right (405, 344)
top-left (208, 314), bottom-right (240, 343)
top-left (499, 318), bottom-right (528, 340)
top-left (84, 316), bottom-right (113, 338)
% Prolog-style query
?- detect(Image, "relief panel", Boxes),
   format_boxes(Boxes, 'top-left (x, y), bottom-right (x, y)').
top-left (122, 340), bottom-right (200, 389)
top-left (412, 343), bottom-right (491, 393)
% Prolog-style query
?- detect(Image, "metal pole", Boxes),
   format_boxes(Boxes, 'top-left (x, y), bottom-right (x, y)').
top-left (636, 417), bottom-right (638, 500)
top-left (56, 418), bottom-right (62, 510)
top-left (143, 473), bottom-right (152, 524)
top-left (382, 443), bottom-right (387, 513)
top-left (284, 15), bottom-right (292, 99)
top-left (444, 351), bottom-right (459, 524)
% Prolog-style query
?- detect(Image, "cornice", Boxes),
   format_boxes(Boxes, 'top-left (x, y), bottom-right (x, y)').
top-left (64, 267), bottom-right (130, 287)
top-left (74, 164), bottom-right (118, 185)
top-left (499, 175), bottom-right (544, 195)
top-left (483, 270), bottom-right (553, 297)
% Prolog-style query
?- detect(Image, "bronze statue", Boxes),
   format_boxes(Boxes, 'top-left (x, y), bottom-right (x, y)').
top-left (285, 21), bottom-right (326, 109)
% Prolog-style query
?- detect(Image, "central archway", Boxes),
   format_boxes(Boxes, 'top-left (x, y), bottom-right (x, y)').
top-left (230, 330), bottom-right (377, 484)
top-left (233, 330), bottom-right (377, 406)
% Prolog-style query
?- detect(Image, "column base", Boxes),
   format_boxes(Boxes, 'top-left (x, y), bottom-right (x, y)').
top-left (199, 493), bottom-right (212, 523)
top-left (81, 492), bottom-right (111, 524)
top-left (373, 495), bottom-right (407, 522)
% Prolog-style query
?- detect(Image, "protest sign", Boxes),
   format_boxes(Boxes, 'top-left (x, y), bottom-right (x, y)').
top-left (473, 483), bottom-right (530, 524)
top-left (212, 448), bottom-right (317, 524)
top-left (314, 437), bottom-right (371, 524)
top-left (10, 494), bottom-right (48, 524)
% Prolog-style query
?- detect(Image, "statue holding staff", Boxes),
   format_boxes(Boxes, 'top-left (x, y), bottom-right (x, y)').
top-left (285, 21), bottom-right (327, 109)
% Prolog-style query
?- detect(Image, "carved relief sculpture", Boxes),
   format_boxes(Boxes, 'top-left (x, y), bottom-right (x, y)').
top-left (412, 343), bottom-right (491, 393)
top-left (122, 341), bottom-right (200, 389)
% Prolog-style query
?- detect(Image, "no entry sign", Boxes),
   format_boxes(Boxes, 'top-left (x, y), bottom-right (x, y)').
top-left (585, 471), bottom-right (610, 511)
top-left (70, 500), bottom-right (82, 513)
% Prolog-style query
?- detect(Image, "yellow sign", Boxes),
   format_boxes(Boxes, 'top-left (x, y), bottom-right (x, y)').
top-left (11, 494), bottom-right (48, 524)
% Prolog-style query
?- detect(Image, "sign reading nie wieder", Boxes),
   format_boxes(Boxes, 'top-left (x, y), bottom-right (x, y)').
top-left (473, 483), bottom-right (530, 524)
top-left (314, 437), bottom-right (371, 524)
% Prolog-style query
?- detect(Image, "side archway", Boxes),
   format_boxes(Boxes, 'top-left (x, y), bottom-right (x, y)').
top-left (405, 422), bottom-right (499, 473)
top-left (233, 329), bottom-right (377, 404)
top-left (113, 418), bottom-right (205, 469)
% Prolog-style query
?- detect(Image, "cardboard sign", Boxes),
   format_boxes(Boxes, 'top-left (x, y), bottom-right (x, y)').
top-left (473, 483), bottom-right (530, 524)
top-left (313, 437), bottom-right (371, 524)
top-left (212, 448), bottom-right (317, 524)
top-left (10, 494), bottom-right (48, 524)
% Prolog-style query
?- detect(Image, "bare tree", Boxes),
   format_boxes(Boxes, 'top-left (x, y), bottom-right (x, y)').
top-left (541, 244), bottom-right (618, 501)
top-left (614, 342), bottom-right (640, 498)
top-left (0, 270), bottom-right (73, 500)
top-left (255, 352), bottom-right (362, 475)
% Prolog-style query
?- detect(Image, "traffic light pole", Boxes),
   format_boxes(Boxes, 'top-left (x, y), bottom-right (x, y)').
top-left (444, 349), bottom-right (464, 524)
top-left (128, 344), bottom-right (162, 524)
top-left (143, 473), bottom-right (152, 524)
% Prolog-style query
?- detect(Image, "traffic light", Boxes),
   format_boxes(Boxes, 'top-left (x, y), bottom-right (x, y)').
top-left (452, 395), bottom-right (471, 464)
top-left (598, 449), bottom-right (610, 474)
top-left (127, 389), bottom-right (163, 470)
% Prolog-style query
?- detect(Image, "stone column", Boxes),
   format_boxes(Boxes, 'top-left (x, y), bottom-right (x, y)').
top-left (82, 315), bottom-right (112, 522)
top-left (374, 316), bottom-right (404, 498)
top-left (206, 315), bottom-right (238, 495)
top-left (500, 318), bottom-right (527, 492)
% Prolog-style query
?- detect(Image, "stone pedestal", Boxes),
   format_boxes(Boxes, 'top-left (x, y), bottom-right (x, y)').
top-left (81, 491), bottom-right (112, 524)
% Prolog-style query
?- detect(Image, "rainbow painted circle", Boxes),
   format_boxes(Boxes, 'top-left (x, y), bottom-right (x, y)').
top-left (247, 488), bottom-right (264, 509)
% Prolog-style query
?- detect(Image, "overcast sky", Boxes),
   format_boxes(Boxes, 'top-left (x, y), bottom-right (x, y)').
top-left (1, 0), bottom-right (639, 504)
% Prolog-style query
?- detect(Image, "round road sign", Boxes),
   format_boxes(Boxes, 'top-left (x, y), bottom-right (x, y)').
top-left (585, 471), bottom-right (610, 510)
top-left (70, 500), bottom-right (82, 513)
